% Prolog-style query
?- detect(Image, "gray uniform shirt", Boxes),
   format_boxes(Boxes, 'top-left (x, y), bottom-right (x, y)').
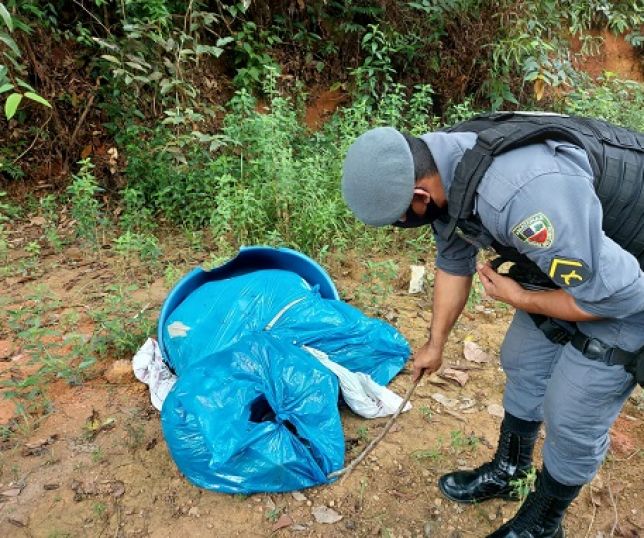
top-left (422, 131), bottom-right (644, 347)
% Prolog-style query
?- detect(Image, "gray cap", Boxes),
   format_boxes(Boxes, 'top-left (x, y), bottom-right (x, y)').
top-left (341, 127), bottom-right (414, 227)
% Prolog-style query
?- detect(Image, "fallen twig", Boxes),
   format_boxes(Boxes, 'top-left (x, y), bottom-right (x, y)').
top-left (584, 486), bottom-right (598, 538)
top-left (607, 471), bottom-right (619, 537)
top-left (327, 376), bottom-right (421, 481)
top-left (442, 408), bottom-right (466, 422)
top-left (66, 92), bottom-right (96, 168)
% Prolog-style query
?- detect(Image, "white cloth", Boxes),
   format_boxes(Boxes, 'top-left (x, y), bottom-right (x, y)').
top-left (132, 338), bottom-right (410, 418)
top-left (303, 346), bottom-right (412, 418)
top-left (132, 338), bottom-right (177, 411)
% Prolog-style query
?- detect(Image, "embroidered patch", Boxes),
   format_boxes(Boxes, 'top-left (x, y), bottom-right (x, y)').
top-left (512, 212), bottom-right (554, 248)
top-left (548, 258), bottom-right (591, 287)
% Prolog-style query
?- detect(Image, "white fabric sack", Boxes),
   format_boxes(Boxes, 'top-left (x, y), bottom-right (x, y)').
top-left (132, 338), bottom-right (177, 411)
top-left (304, 346), bottom-right (412, 418)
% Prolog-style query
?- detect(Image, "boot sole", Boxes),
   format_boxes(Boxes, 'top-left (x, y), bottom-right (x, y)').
top-left (438, 481), bottom-right (521, 504)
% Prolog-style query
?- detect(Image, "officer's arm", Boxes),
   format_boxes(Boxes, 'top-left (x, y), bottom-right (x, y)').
top-left (412, 268), bottom-right (472, 380)
top-left (477, 262), bottom-right (599, 321)
top-left (514, 287), bottom-right (599, 321)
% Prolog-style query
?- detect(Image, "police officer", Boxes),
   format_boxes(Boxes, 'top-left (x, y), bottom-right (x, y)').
top-left (341, 121), bottom-right (643, 537)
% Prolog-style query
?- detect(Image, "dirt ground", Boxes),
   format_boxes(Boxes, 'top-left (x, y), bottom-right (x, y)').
top-left (0, 228), bottom-right (642, 538)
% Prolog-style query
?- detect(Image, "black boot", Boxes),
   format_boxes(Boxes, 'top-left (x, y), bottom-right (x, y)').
top-left (486, 466), bottom-right (581, 537)
top-left (439, 413), bottom-right (540, 503)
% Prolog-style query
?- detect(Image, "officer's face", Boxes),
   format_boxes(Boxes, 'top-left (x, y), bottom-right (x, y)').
top-left (393, 176), bottom-right (447, 228)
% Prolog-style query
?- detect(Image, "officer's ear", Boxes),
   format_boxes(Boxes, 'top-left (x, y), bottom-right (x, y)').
top-left (412, 187), bottom-right (431, 204)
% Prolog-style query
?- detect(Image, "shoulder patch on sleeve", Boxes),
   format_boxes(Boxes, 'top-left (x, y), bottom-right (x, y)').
top-left (548, 257), bottom-right (591, 287)
top-left (512, 212), bottom-right (554, 248)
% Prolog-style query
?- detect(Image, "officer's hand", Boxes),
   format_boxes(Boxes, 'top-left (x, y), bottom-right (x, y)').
top-left (477, 262), bottom-right (524, 306)
top-left (412, 341), bottom-right (443, 382)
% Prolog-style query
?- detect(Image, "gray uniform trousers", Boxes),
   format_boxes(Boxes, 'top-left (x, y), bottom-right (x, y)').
top-left (500, 310), bottom-right (637, 486)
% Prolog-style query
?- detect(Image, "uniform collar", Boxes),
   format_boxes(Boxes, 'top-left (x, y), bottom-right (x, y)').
top-left (420, 131), bottom-right (477, 195)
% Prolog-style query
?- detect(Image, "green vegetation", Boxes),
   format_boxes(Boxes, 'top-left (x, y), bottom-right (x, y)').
top-left (510, 465), bottom-right (538, 502)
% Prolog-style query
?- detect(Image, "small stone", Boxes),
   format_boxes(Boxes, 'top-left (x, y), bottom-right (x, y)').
top-left (105, 360), bottom-right (134, 384)
top-left (207, 523), bottom-right (214, 529)
top-left (372, 495), bottom-right (379, 501)
top-left (291, 491), bottom-right (307, 502)
top-left (422, 470), bottom-right (430, 478)
top-left (188, 507), bottom-right (200, 517)
top-left (329, 500), bottom-right (335, 507)
top-left (306, 500), bottom-right (312, 507)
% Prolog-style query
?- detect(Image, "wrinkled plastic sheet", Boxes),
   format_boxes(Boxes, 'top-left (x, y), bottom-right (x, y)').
top-left (160, 268), bottom-right (410, 493)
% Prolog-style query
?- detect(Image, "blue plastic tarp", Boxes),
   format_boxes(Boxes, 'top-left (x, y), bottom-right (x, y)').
top-left (160, 266), bottom-right (410, 494)
top-left (162, 335), bottom-right (344, 494)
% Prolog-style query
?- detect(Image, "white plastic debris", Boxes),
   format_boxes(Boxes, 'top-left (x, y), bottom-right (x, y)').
top-left (132, 338), bottom-right (177, 411)
top-left (167, 321), bottom-right (190, 338)
top-left (408, 265), bottom-right (426, 294)
top-left (304, 346), bottom-right (412, 419)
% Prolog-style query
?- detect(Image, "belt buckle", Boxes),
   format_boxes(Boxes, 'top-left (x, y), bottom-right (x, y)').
top-left (583, 338), bottom-right (607, 361)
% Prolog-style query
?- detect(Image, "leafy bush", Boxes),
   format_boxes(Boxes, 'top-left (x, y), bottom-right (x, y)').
top-left (559, 75), bottom-right (644, 131)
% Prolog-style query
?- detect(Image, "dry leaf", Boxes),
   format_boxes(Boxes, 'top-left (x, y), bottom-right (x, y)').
top-left (463, 341), bottom-right (492, 364)
top-left (311, 506), bottom-right (342, 524)
top-left (439, 368), bottom-right (469, 387)
top-left (534, 78), bottom-right (545, 101)
top-left (427, 373), bottom-right (448, 386)
top-left (1, 488), bottom-right (22, 497)
top-left (431, 393), bottom-right (458, 409)
top-left (271, 513), bottom-right (293, 532)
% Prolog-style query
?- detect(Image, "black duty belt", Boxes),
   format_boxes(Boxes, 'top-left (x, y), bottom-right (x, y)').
top-left (570, 331), bottom-right (638, 367)
top-left (529, 314), bottom-right (644, 386)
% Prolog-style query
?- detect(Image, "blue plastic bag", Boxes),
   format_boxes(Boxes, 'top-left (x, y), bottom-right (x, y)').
top-left (160, 263), bottom-right (410, 494)
top-left (161, 334), bottom-right (344, 494)
top-left (269, 295), bottom-right (409, 385)
top-left (162, 269), bottom-right (314, 375)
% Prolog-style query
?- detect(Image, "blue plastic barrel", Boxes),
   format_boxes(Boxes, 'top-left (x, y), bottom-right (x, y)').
top-left (157, 246), bottom-right (339, 364)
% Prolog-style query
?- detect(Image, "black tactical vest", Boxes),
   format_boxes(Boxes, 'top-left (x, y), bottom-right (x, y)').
top-left (440, 112), bottom-right (644, 282)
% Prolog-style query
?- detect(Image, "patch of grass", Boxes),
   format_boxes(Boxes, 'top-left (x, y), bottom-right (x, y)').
top-left (356, 425), bottom-right (370, 444)
top-left (419, 405), bottom-right (433, 422)
top-left (92, 501), bottom-right (107, 519)
top-left (510, 465), bottom-right (537, 502)
top-left (353, 260), bottom-right (399, 316)
top-left (450, 430), bottom-right (480, 453)
top-left (265, 506), bottom-right (283, 523)
top-left (411, 448), bottom-right (442, 461)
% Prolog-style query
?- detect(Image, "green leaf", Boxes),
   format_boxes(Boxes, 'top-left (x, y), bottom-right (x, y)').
top-left (0, 82), bottom-right (13, 94)
top-left (216, 36), bottom-right (234, 47)
top-left (16, 80), bottom-right (35, 92)
top-left (5, 92), bottom-right (22, 119)
top-left (24, 92), bottom-right (51, 108)
top-left (0, 34), bottom-right (20, 56)
top-left (0, 3), bottom-right (13, 32)
top-left (125, 61), bottom-right (146, 71)
top-left (101, 54), bottom-right (121, 64)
